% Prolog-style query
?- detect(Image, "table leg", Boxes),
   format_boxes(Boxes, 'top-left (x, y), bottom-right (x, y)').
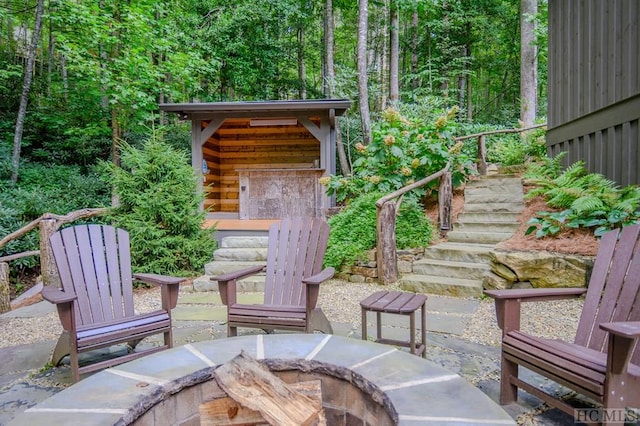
top-left (376, 312), bottom-right (382, 342)
top-left (361, 308), bottom-right (367, 341)
top-left (421, 301), bottom-right (427, 358)
top-left (409, 312), bottom-right (416, 355)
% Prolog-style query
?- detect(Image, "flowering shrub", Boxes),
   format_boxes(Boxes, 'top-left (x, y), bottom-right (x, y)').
top-left (321, 105), bottom-right (474, 203)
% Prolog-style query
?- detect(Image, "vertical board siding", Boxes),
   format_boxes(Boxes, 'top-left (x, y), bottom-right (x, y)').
top-left (202, 118), bottom-right (321, 212)
top-left (547, 0), bottom-right (639, 186)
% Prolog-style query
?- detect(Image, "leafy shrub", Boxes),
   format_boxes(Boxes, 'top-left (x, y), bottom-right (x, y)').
top-left (486, 126), bottom-right (547, 166)
top-left (0, 164), bottom-right (110, 275)
top-left (525, 160), bottom-right (640, 237)
top-left (324, 193), bottom-right (434, 270)
top-left (321, 104), bottom-right (474, 203)
top-left (100, 130), bottom-right (216, 276)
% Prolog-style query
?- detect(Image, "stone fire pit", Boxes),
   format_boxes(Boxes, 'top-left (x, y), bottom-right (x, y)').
top-left (10, 334), bottom-right (514, 425)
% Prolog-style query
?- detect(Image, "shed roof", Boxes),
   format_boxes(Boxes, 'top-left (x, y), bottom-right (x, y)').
top-left (159, 99), bottom-right (351, 119)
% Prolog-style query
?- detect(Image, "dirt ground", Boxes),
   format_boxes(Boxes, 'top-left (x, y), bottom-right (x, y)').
top-left (426, 182), bottom-right (599, 256)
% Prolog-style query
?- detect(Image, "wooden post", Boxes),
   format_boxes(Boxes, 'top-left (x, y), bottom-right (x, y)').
top-left (477, 134), bottom-right (487, 175)
top-left (438, 171), bottom-right (452, 237)
top-left (39, 218), bottom-right (60, 288)
top-left (376, 201), bottom-right (398, 285)
top-left (0, 262), bottom-right (10, 313)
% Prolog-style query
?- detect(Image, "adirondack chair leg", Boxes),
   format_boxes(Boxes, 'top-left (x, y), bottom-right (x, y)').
top-left (228, 324), bottom-right (238, 337)
top-left (309, 308), bottom-right (333, 334)
top-left (69, 341), bottom-right (80, 383)
top-left (164, 329), bottom-right (173, 348)
top-left (126, 338), bottom-right (142, 352)
top-left (51, 332), bottom-right (70, 367)
top-left (500, 354), bottom-right (519, 404)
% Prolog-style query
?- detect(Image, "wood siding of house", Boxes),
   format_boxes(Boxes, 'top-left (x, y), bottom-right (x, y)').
top-left (547, 0), bottom-right (640, 186)
top-left (202, 118), bottom-right (321, 212)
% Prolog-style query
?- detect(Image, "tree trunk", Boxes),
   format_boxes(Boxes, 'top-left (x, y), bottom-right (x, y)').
top-left (357, 0), bottom-right (372, 145)
top-left (325, 0), bottom-right (350, 175)
top-left (389, 0), bottom-right (399, 104)
top-left (11, 0), bottom-right (45, 184)
top-left (410, 8), bottom-right (419, 90)
top-left (298, 27), bottom-right (307, 99)
top-left (520, 0), bottom-right (537, 126)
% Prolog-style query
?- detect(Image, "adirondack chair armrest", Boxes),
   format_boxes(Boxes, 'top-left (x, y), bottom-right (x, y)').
top-left (133, 273), bottom-right (184, 286)
top-left (133, 273), bottom-right (183, 310)
top-left (42, 285), bottom-right (77, 331)
top-left (211, 265), bottom-right (266, 306)
top-left (600, 321), bottom-right (640, 338)
top-left (302, 267), bottom-right (335, 286)
top-left (42, 285), bottom-right (77, 304)
top-left (600, 322), bottom-right (640, 375)
top-left (485, 288), bottom-right (587, 335)
top-left (303, 267), bottom-right (335, 310)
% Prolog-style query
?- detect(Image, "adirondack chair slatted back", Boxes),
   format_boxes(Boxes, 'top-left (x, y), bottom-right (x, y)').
top-left (50, 224), bottom-right (135, 326)
top-left (574, 223), bottom-right (640, 364)
top-left (263, 217), bottom-right (330, 306)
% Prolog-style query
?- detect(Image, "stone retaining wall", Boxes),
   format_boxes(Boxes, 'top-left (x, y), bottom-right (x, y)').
top-left (483, 249), bottom-right (594, 290)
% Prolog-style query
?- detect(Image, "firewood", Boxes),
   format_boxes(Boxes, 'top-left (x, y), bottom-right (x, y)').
top-left (211, 351), bottom-right (321, 426)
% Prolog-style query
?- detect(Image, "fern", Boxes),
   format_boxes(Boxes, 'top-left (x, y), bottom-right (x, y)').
top-left (571, 195), bottom-right (606, 215)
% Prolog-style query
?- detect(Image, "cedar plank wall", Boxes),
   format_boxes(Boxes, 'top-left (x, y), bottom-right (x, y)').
top-left (202, 118), bottom-right (321, 212)
top-left (547, 0), bottom-right (640, 186)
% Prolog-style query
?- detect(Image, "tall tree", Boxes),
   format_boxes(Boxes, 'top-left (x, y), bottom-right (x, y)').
top-left (520, 0), bottom-right (537, 126)
top-left (325, 0), bottom-right (351, 175)
top-left (11, 0), bottom-right (45, 184)
top-left (357, 0), bottom-right (372, 144)
top-left (388, 0), bottom-right (399, 103)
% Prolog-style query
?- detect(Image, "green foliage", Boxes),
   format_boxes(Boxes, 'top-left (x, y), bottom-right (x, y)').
top-left (321, 103), bottom-right (474, 203)
top-left (0, 163), bottom-right (110, 278)
top-left (100, 130), bottom-right (216, 276)
top-left (324, 193), bottom-right (434, 270)
top-left (486, 126), bottom-right (547, 166)
top-left (524, 160), bottom-right (640, 238)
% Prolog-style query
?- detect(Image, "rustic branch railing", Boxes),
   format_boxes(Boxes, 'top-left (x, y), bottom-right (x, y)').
top-left (0, 208), bottom-right (107, 313)
top-left (375, 123), bottom-right (548, 285)
top-left (454, 123), bottom-right (547, 175)
top-left (375, 164), bottom-right (451, 285)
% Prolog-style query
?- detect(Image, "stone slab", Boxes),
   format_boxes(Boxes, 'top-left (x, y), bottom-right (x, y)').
top-left (0, 301), bottom-right (54, 319)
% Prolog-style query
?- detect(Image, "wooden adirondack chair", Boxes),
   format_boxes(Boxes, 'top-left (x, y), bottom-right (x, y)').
top-left (485, 223), bottom-right (640, 425)
top-left (212, 217), bottom-right (335, 337)
top-left (42, 224), bottom-right (183, 382)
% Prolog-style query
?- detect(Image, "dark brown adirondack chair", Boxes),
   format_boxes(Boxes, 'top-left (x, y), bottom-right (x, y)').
top-left (485, 223), bottom-right (640, 425)
top-left (42, 224), bottom-right (183, 382)
top-left (212, 217), bottom-right (335, 337)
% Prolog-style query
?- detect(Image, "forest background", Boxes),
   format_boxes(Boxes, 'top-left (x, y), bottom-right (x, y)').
top-left (0, 0), bottom-right (545, 291)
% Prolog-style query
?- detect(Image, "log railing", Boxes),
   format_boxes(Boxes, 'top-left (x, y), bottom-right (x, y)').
top-left (0, 208), bottom-right (106, 313)
top-left (455, 123), bottom-right (547, 175)
top-left (375, 123), bottom-right (547, 284)
top-left (376, 164), bottom-right (451, 285)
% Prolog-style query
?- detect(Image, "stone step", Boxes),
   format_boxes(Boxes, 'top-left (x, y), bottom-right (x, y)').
top-left (464, 185), bottom-right (524, 200)
top-left (213, 247), bottom-right (268, 262)
top-left (446, 230), bottom-right (514, 244)
top-left (399, 274), bottom-right (483, 298)
top-left (464, 193), bottom-right (524, 204)
top-left (220, 236), bottom-right (269, 248)
top-left (456, 212), bottom-right (521, 223)
top-left (466, 176), bottom-right (523, 187)
top-left (192, 274), bottom-right (265, 292)
top-left (204, 260), bottom-right (266, 276)
top-left (422, 242), bottom-right (495, 263)
top-left (454, 221), bottom-right (519, 233)
top-left (463, 202), bottom-right (525, 213)
top-left (412, 258), bottom-right (490, 280)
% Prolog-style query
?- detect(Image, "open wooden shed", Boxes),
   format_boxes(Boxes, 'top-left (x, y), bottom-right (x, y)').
top-left (159, 100), bottom-right (351, 223)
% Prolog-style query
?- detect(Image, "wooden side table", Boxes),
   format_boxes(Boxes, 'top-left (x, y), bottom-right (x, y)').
top-left (360, 291), bottom-right (428, 358)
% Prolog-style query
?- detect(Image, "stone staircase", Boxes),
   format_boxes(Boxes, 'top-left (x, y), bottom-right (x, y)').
top-left (398, 175), bottom-right (525, 297)
top-left (193, 236), bottom-right (269, 292)
top-left (197, 174), bottom-right (525, 298)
